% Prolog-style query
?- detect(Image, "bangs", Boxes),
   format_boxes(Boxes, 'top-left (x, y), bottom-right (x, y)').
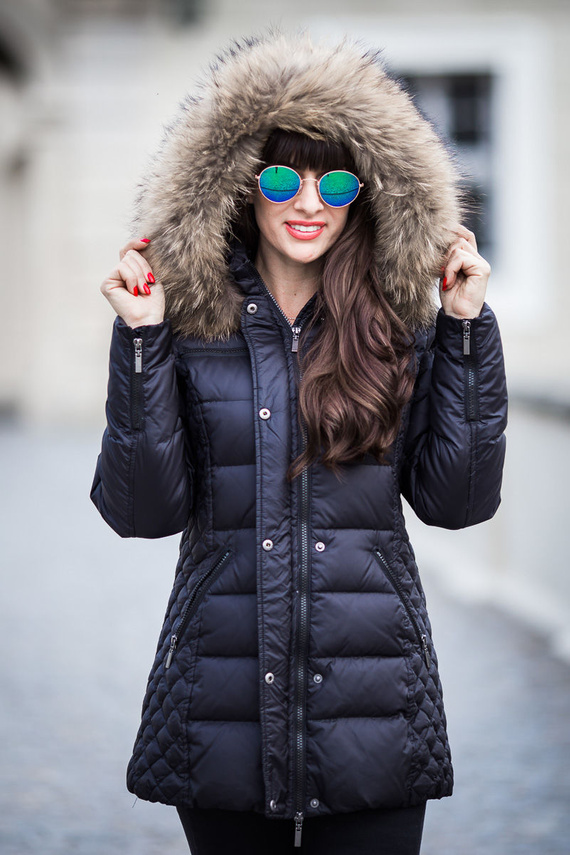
top-left (261, 129), bottom-right (356, 175)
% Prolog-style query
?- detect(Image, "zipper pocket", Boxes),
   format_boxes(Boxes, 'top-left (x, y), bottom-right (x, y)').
top-left (372, 547), bottom-right (431, 668)
top-left (177, 346), bottom-right (249, 357)
top-left (462, 320), bottom-right (479, 422)
top-left (165, 548), bottom-right (232, 669)
top-left (131, 336), bottom-right (144, 430)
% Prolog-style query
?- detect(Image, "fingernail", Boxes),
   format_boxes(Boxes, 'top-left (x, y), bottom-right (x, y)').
top-left (442, 277), bottom-right (448, 291)
top-left (133, 286), bottom-right (139, 296)
top-left (143, 284), bottom-right (151, 295)
top-left (141, 237), bottom-right (151, 243)
top-left (147, 272), bottom-right (155, 284)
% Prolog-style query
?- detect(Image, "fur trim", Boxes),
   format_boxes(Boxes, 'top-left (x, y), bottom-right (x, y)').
top-left (131, 29), bottom-right (462, 339)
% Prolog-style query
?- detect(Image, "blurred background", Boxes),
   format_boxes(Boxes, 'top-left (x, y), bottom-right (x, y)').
top-left (1, 1), bottom-right (569, 853)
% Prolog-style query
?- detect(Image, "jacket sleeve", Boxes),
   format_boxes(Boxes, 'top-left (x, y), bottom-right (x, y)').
top-left (399, 302), bottom-right (508, 529)
top-left (90, 316), bottom-right (193, 538)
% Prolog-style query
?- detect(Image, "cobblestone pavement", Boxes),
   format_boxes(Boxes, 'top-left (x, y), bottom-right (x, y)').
top-left (1, 425), bottom-right (569, 855)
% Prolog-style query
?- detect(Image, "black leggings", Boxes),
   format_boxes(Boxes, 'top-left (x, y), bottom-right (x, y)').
top-left (177, 802), bottom-right (426, 855)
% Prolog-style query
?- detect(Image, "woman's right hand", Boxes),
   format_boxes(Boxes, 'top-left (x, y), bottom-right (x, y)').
top-left (100, 237), bottom-right (165, 328)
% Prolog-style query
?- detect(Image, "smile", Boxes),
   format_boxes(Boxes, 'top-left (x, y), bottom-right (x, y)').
top-left (285, 221), bottom-right (326, 240)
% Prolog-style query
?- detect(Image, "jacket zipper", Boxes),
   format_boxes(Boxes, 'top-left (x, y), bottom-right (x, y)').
top-left (293, 348), bottom-right (309, 847)
top-left (131, 336), bottom-right (144, 430)
top-left (372, 547), bottom-right (431, 668)
top-left (256, 270), bottom-right (303, 352)
top-left (462, 320), bottom-right (479, 421)
top-left (165, 549), bottom-right (232, 669)
top-left (249, 264), bottom-right (310, 840)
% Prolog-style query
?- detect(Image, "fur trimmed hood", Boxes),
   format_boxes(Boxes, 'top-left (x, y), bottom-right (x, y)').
top-left (132, 30), bottom-right (462, 339)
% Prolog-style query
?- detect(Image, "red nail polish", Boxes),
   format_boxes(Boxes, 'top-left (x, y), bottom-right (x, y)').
top-left (141, 238), bottom-right (151, 243)
top-left (133, 286), bottom-right (139, 296)
top-left (147, 272), bottom-right (155, 284)
top-left (143, 284), bottom-right (151, 295)
top-left (442, 277), bottom-right (448, 291)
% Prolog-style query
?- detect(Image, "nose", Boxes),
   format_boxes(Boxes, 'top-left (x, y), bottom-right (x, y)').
top-left (294, 178), bottom-right (324, 215)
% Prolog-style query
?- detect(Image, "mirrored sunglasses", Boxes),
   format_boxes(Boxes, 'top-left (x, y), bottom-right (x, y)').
top-left (256, 165), bottom-right (363, 208)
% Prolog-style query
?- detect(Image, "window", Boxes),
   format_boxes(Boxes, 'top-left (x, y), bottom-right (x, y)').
top-left (401, 73), bottom-right (495, 262)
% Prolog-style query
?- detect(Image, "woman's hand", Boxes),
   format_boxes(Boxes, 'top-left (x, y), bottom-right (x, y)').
top-left (100, 238), bottom-right (165, 328)
top-left (440, 225), bottom-right (490, 319)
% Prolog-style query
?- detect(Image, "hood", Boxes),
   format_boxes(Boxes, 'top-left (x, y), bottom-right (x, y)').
top-left (131, 30), bottom-right (462, 339)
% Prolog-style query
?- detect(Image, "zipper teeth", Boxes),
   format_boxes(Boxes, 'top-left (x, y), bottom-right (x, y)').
top-left (372, 548), bottom-right (425, 652)
top-left (296, 458), bottom-right (309, 800)
top-left (294, 354), bottom-right (309, 835)
top-left (467, 366), bottom-right (477, 420)
top-left (250, 266), bottom-right (301, 329)
top-left (263, 277), bottom-right (295, 326)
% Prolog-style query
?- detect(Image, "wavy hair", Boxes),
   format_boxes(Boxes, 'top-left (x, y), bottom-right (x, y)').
top-left (233, 129), bottom-right (417, 480)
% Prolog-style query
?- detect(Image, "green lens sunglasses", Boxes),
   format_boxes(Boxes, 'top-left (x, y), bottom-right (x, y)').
top-left (256, 165), bottom-right (363, 208)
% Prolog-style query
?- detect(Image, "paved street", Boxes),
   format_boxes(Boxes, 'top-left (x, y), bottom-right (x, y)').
top-left (1, 424), bottom-right (569, 854)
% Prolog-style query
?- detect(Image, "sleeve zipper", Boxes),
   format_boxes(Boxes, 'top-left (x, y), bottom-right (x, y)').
top-left (462, 320), bottom-right (479, 421)
top-left (131, 336), bottom-right (144, 430)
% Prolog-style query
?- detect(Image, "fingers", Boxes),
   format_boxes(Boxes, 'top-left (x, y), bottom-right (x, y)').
top-left (120, 254), bottom-right (149, 296)
top-left (119, 236), bottom-right (151, 261)
top-left (117, 250), bottom-right (156, 296)
top-left (101, 251), bottom-right (156, 302)
top-left (442, 244), bottom-right (490, 291)
top-left (453, 224), bottom-right (477, 252)
top-left (441, 228), bottom-right (481, 289)
top-left (443, 247), bottom-right (476, 291)
top-left (439, 226), bottom-right (477, 275)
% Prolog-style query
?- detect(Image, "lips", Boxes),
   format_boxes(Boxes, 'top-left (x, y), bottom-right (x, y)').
top-left (285, 220), bottom-right (326, 241)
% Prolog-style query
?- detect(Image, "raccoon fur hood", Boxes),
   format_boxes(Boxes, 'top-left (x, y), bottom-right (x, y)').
top-left (131, 30), bottom-right (462, 339)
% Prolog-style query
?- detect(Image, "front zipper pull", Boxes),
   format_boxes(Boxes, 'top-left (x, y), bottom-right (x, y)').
top-left (462, 320), bottom-right (471, 356)
top-left (421, 634), bottom-right (431, 669)
top-left (165, 634), bottom-right (178, 670)
top-left (294, 812), bottom-right (304, 847)
top-left (291, 326), bottom-right (301, 353)
top-left (134, 337), bottom-right (143, 372)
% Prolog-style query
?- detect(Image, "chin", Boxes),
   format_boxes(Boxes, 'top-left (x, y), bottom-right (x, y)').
top-left (283, 240), bottom-right (328, 264)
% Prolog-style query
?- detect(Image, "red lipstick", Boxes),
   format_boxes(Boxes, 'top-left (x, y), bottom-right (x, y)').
top-left (285, 220), bottom-right (326, 241)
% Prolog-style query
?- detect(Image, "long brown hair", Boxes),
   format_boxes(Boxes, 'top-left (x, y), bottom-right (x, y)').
top-left (233, 129), bottom-right (417, 480)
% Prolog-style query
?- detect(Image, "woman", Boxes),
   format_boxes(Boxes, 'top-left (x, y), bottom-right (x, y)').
top-left (91, 31), bottom-right (507, 855)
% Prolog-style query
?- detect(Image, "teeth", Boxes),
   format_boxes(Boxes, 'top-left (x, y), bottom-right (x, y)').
top-left (288, 224), bottom-right (322, 232)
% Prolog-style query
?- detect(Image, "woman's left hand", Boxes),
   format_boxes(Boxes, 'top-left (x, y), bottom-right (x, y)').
top-left (440, 224), bottom-right (491, 319)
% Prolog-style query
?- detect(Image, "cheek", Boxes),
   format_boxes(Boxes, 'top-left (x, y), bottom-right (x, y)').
top-left (252, 197), bottom-right (277, 238)
top-left (331, 210), bottom-right (349, 239)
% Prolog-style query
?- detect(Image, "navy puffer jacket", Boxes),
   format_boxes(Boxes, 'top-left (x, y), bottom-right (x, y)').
top-left (90, 32), bottom-right (508, 843)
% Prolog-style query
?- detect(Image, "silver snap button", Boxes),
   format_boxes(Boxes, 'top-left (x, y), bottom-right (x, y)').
top-left (246, 303), bottom-right (258, 314)
top-left (262, 539), bottom-right (273, 551)
top-left (265, 672), bottom-right (275, 684)
top-left (313, 673), bottom-right (323, 683)
top-left (315, 541), bottom-right (325, 552)
top-left (269, 799), bottom-right (277, 810)
top-left (310, 798), bottom-right (320, 808)
top-left (259, 408), bottom-right (271, 420)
